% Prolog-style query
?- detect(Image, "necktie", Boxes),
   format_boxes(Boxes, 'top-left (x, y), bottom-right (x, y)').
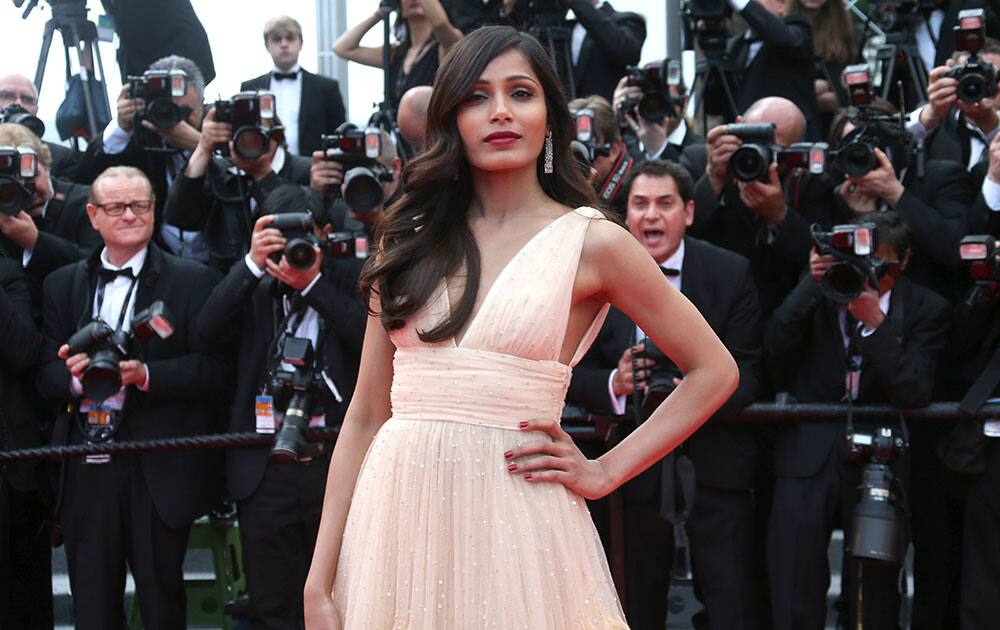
top-left (661, 267), bottom-right (680, 277)
top-left (98, 266), bottom-right (135, 283)
top-left (273, 71), bottom-right (298, 81)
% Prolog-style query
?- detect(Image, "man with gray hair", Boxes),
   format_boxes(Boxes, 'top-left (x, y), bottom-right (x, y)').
top-left (0, 72), bottom-right (82, 180)
top-left (77, 55), bottom-right (208, 260)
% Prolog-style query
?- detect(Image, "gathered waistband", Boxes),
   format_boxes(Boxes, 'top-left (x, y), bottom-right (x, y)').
top-left (390, 347), bottom-right (571, 430)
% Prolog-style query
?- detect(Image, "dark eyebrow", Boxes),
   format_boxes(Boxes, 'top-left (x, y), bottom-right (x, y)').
top-left (472, 74), bottom-right (540, 87)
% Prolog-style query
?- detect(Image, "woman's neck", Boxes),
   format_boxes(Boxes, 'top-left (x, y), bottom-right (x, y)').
top-left (469, 164), bottom-right (552, 224)
top-left (407, 17), bottom-right (432, 48)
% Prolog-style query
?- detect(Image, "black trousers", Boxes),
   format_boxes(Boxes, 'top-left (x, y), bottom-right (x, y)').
top-left (0, 480), bottom-right (54, 629)
top-left (237, 455), bottom-right (329, 630)
top-left (60, 454), bottom-right (191, 630)
top-left (623, 487), bottom-right (758, 630)
top-left (960, 471), bottom-right (1000, 629)
top-left (768, 448), bottom-right (904, 630)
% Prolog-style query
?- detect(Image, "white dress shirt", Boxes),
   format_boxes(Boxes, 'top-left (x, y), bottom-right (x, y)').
top-left (608, 241), bottom-right (685, 414)
top-left (269, 64), bottom-right (303, 156)
top-left (647, 120), bottom-right (689, 160)
top-left (915, 10), bottom-right (946, 77)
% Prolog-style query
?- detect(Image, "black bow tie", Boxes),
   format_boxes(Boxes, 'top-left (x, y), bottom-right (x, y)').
top-left (272, 70), bottom-right (298, 81)
top-left (98, 266), bottom-right (135, 282)
top-left (661, 267), bottom-right (680, 277)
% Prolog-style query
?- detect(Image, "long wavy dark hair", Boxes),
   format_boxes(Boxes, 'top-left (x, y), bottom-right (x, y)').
top-left (360, 26), bottom-right (599, 341)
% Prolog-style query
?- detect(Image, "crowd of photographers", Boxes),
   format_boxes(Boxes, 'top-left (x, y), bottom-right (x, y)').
top-left (1, 0), bottom-right (1000, 629)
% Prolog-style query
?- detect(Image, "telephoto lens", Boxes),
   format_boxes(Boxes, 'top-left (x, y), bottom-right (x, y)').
top-left (849, 462), bottom-right (904, 563)
top-left (270, 392), bottom-right (312, 464)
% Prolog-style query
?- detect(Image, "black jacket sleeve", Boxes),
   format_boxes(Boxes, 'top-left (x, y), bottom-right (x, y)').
top-left (0, 261), bottom-right (39, 370)
top-left (896, 161), bottom-right (975, 269)
top-left (764, 271), bottom-right (824, 363)
top-left (566, 323), bottom-right (622, 414)
top-left (740, 1), bottom-right (813, 59)
top-left (570, 0), bottom-right (646, 67)
top-left (711, 262), bottom-right (762, 420)
top-left (164, 170), bottom-right (215, 231)
top-left (196, 259), bottom-right (262, 343)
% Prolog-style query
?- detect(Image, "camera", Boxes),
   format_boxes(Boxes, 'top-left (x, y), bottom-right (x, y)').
top-left (268, 212), bottom-right (321, 271)
top-left (871, 0), bottom-right (935, 33)
top-left (213, 91), bottom-right (279, 161)
top-left (635, 339), bottom-right (685, 418)
top-left (269, 337), bottom-right (335, 464)
top-left (945, 9), bottom-right (998, 103)
top-left (569, 108), bottom-right (611, 177)
top-left (0, 103), bottom-right (45, 138)
top-left (0, 145), bottom-right (37, 216)
top-left (961, 234), bottom-right (999, 282)
top-left (321, 123), bottom-right (393, 213)
top-left (325, 231), bottom-right (369, 259)
top-left (127, 69), bottom-right (191, 130)
top-left (621, 59), bottom-right (683, 123)
top-left (682, 0), bottom-right (731, 52)
top-left (66, 301), bottom-right (174, 402)
top-left (811, 223), bottom-right (894, 303)
top-left (727, 123), bottom-right (780, 182)
top-left (844, 426), bottom-right (907, 563)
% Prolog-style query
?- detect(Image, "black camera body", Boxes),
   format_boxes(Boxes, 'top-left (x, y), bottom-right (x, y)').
top-left (321, 124), bottom-right (392, 213)
top-left (844, 426), bottom-right (907, 563)
top-left (727, 123), bottom-right (781, 182)
top-left (127, 69), bottom-right (191, 130)
top-left (961, 234), bottom-right (1000, 301)
top-left (0, 145), bottom-right (38, 217)
top-left (621, 60), bottom-right (683, 123)
top-left (0, 103), bottom-right (45, 138)
top-left (812, 223), bottom-right (889, 303)
top-left (213, 91), bottom-right (280, 161)
top-left (66, 301), bottom-right (175, 402)
top-left (634, 339), bottom-right (685, 419)
top-left (946, 9), bottom-right (998, 103)
top-left (269, 212), bottom-right (321, 271)
top-left (326, 231), bottom-right (369, 259)
top-left (269, 337), bottom-right (334, 464)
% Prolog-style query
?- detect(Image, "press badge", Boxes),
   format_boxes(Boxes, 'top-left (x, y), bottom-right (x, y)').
top-left (255, 395), bottom-right (276, 434)
top-left (80, 399), bottom-right (120, 464)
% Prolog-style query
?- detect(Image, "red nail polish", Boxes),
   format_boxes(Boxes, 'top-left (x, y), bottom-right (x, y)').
top-left (504, 450), bottom-right (513, 459)
top-left (507, 463), bottom-right (517, 471)
top-left (518, 421), bottom-right (528, 429)
top-left (524, 473), bottom-right (533, 480)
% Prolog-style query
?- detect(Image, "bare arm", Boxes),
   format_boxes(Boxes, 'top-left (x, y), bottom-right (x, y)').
top-left (303, 297), bottom-right (395, 625)
top-left (423, 0), bottom-right (463, 55)
top-left (332, 11), bottom-right (390, 68)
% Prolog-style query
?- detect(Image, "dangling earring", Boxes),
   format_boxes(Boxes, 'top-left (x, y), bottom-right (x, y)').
top-left (544, 130), bottom-right (554, 174)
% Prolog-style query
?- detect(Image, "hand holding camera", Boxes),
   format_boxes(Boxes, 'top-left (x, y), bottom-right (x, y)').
top-left (737, 163), bottom-right (787, 225)
top-left (847, 285), bottom-right (886, 331)
top-left (115, 83), bottom-right (144, 134)
top-left (195, 107), bottom-right (232, 157)
top-left (919, 63), bottom-right (959, 131)
top-left (611, 342), bottom-right (656, 397)
top-left (705, 122), bottom-right (743, 195)
top-left (845, 148), bottom-right (904, 207)
top-left (310, 150), bottom-right (345, 195)
top-left (250, 214), bottom-right (323, 291)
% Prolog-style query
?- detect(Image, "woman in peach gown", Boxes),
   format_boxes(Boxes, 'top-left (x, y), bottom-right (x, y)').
top-left (304, 26), bottom-right (739, 629)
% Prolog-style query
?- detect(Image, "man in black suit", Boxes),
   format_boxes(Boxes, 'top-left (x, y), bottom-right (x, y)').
top-left (241, 16), bottom-right (346, 158)
top-left (0, 73), bottom-right (81, 180)
top-left (109, 0), bottom-right (216, 85)
top-left (567, 160), bottom-right (763, 630)
top-left (76, 54), bottom-right (206, 259)
top-left (163, 105), bottom-right (311, 271)
top-left (568, 95), bottom-right (638, 215)
top-left (765, 210), bottom-right (951, 630)
top-left (0, 123), bottom-right (101, 303)
top-left (566, 0), bottom-right (646, 103)
top-left (687, 97), bottom-right (815, 319)
top-left (0, 258), bottom-right (47, 628)
top-left (727, 0), bottom-right (821, 139)
top-left (197, 185), bottom-right (365, 629)
top-left (36, 165), bottom-right (226, 629)
top-left (612, 71), bottom-right (705, 163)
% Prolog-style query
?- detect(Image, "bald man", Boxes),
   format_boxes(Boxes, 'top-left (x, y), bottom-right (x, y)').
top-left (0, 73), bottom-right (82, 181)
top-left (397, 85), bottom-right (432, 153)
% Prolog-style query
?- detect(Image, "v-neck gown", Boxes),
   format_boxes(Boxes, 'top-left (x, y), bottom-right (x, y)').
top-left (332, 207), bottom-right (628, 628)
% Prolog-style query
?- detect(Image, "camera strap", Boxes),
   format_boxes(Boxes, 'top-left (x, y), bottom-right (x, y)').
top-left (599, 153), bottom-right (634, 203)
top-left (960, 345), bottom-right (1000, 414)
top-left (95, 273), bottom-right (139, 333)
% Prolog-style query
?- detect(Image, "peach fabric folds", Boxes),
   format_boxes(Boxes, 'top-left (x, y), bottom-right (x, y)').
top-left (333, 207), bottom-right (628, 629)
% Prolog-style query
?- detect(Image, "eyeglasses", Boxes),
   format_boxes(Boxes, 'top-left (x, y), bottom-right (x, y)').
top-left (94, 199), bottom-right (155, 217)
top-left (0, 90), bottom-right (38, 107)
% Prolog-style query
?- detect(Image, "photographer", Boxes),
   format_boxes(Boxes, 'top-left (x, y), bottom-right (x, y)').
top-left (765, 211), bottom-right (951, 630)
top-left (333, 0), bottom-right (462, 111)
top-left (196, 185), bottom-right (365, 629)
top-left (566, 0), bottom-right (647, 103)
top-left (567, 160), bottom-right (762, 630)
top-left (163, 105), bottom-right (311, 271)
top-left (241, 16), bottom-right (346, 157)
top-left (0, 73), bottom-right (81, 181)
top-left (35, 166), bottom-right (226, 629)
top-left (309, 126), bottom-right (402, 238)
top-left (685, 97), bottom-right (816, 317)
top-left (76, 55), bottom-right (205, 253)
top-left (0, 123), bottom-right (101, 303)
top-left (0, 258), bottom-right (46, 628)
top-left (567, 95), bottom-right (634, 214)
top-left (726, 0), bottom-right (822, 139)
top-left (829, 107), bottom-right (977, 303)
top-left (611, 68), bottom-right (703, 163)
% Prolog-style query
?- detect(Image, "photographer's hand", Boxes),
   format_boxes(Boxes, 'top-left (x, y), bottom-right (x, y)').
top-left (119, 360), bottom-right (148, 388)
top-left (611, 342), bottom-right (656, 397)
top-left (613, 76), bottom-right (642, 134)
top-left (809, 247), bottom-right (838, 284)
top-left (115, 83), bottom-right (143, 133)
top-left (850, 148), bottom-right (904, 207)
top-left (987, 130), bottom-right (1000, 184)
top-left (705, 121), bottom-right (743, 196)
top-left (186, 108), bottom-right (231, 178)
top-left (919, 63), bottom-right (957, 131)
top-left (265, 245), bottom-right (323, 291)
top-left (249, 215), bottom-right (285, 270)
top-left (0, 211), bottom-right (39, 251)
top-left (310, 151), bottom-right (345, 195)
top-left (143, 118), bottom-right (201, 152)
top-left (838, 181), bottom-right (879, 216)
top-left (848, 286), bottom-right (885, 331)
top-left (58, 344), bottom-right (90, 381)
top-left (738, 163), bottom-right (788, 225)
